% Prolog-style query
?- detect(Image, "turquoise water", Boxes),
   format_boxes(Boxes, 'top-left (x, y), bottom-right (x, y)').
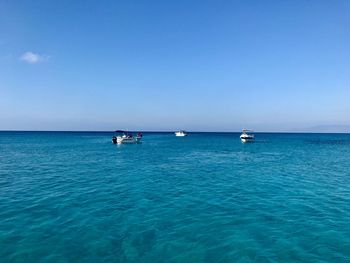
top-left (1, 132), bottom-right (350, 262)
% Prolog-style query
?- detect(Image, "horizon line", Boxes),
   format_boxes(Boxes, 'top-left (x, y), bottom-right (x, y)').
top-left (1, 129), bottom-right (350, 134)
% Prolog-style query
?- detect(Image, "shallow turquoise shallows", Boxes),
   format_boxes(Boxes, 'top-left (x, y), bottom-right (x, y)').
top-left (1, 132), bottom-right (350, 263)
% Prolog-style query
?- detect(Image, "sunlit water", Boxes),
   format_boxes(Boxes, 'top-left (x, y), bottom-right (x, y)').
top-left (1, 132), bottom-right (350, 262)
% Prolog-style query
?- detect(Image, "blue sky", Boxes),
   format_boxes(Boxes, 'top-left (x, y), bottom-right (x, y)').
top-left (1, 0), bottom-right (349, 131)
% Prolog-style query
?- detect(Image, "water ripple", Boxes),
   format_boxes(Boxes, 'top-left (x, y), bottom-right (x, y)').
top-left (1, 132), bottom-right (350, 262)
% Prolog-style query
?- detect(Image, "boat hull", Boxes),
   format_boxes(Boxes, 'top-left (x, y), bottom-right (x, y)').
top-left (240, 134), bottom-right (254, 143)
top-left (175, 131), bottom-right (187, 137)
top-left (241, 138), bottom-right (254, 143)
top-left (113, 136), bottom-right (142, 144)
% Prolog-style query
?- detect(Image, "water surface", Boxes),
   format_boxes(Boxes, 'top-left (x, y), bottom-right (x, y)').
top-left (1, 132), bottom-right (350, 262)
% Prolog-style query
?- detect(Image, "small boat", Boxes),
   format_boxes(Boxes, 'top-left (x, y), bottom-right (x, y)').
top-left (175, 130), bottom-right (187, 137)
top-left (112, 130), bottom-right (142, 144)
top-left (240, 129), bottom-right (254, 143)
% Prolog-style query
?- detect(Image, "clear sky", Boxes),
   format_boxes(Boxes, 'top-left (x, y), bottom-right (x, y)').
top-left (1, 0), bottom-right (349, 132)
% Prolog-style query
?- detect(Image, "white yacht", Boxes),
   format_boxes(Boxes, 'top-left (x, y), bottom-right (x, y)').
top-left (112, 130), bottom-right (142, 144)
top-left (175, 130), bottom-right (187, 137)
top-left (240, 129), bottom-right (254, 143)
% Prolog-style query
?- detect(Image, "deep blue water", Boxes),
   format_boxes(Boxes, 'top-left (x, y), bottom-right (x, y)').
top-left (1, 131), bottom-right (350, 262)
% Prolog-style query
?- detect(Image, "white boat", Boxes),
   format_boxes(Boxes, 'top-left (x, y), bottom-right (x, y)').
top-left (240, 129), bottom-right (254, 143)
top-left (112, 130), bottom-right (142, 144)
top-left (175, 130), bottom-right (187, 137)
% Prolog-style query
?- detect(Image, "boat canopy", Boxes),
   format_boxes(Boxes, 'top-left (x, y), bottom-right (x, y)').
top-left (242, 129), bottom-right (254, 133)
top-left (115, 130), bottom-right (131, 135)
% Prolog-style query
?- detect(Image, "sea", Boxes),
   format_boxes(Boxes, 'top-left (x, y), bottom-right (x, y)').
top-left (1, 131), bottom-right (350, 263)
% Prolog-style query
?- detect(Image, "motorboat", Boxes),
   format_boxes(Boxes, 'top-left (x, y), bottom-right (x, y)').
top-left (175, 130), bottom-right (187, 137)
top-left (112, 130), bottom-right (142, 144)
top-left (240, 129), bottom-right (254, 143)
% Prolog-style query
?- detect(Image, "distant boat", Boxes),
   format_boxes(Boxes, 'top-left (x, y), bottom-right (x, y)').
top-left (175, 130), bottom-right (187, 137)
top-left (112, 130), bottom-right (142, 144)
top-left (240, 129), bottom-right (254, 143)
